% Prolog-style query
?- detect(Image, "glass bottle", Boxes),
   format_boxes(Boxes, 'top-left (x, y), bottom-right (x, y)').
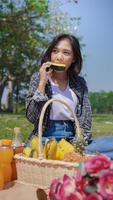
top-left (12, 127), bottom-right (23, 154)
top-left (12, 127), bottom-right (22, 147)
top-left (0, 145), bottom-right (14, 185)
top-left (11, 127), bottom-right (23, 181)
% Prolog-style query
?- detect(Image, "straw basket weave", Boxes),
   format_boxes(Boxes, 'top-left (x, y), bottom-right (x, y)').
top-left (14, 98), bottom-right (83, 191)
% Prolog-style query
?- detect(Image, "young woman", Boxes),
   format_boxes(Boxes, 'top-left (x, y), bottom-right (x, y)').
top-left (26, 33), bottom-right (92, 145)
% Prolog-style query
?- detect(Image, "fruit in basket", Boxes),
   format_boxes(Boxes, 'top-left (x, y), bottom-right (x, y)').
top-left (43, 138), bottom-right (57, 160)
top-left (33, 149), bottom-right (38, 158)
top-left (72, 136), bottom-right (87, 155)
top-left (30, 149), bottom-right (38, 158)
top-left (63, 152), bottom-right (89, 162)
top-left (23, 136), bottom-right (40, 158)
top-left (56, 139), bottom-right (74, 160)
top-left (30, 136), bottom-right (39, 151)
top-left (62, 135), bottom-right (88, 162)
top-left (23, 146), bottom-right (38, 158)
top-left (23, 147), bottom-right (32, 157)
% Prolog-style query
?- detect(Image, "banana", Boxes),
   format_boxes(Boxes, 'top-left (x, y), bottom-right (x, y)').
top-left (43, 139), bottom-right (49, 159)
top-left (23, 147), bottom-right (32, 157)
top-left (30, 136), bottom-right (39, 151)
top-left (43, 138), bottom-right (57, 160)
top-left (56, 146), bottom-right (65, 160)
top-left (23, 147), bottom-right (38, 158)
top-left (30, 149), bottom-right (38, 158)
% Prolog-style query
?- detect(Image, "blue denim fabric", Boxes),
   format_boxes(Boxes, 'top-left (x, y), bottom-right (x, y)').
top-left (85, 136), bottom-right (113, 159)
top-left (42, 120), bottom-right (75, 144)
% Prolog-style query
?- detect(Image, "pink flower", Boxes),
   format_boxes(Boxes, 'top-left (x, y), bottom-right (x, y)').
top-left (56, 175), bottom-right (75, 199)
top-left (84, 193), bottom-right (103, 200)
top-left (49, 154), bottom-right (113, 200)
top-left (49, 178), bottom-right (61, 199)
top-left (98, 170), bottom-right (113, 199)
top-left (74, 169), bottom-right (85, 192)
top-left (55, 174), bottom-right (83, 200)
top-left (84, 154), bottom-right (111, 174)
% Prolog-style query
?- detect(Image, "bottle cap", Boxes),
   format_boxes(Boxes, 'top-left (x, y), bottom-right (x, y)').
top-left (14, 127), bottom-right (21, 134)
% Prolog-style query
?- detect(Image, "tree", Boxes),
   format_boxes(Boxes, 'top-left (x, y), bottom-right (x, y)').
top-left (0, 0), bottom-right (49, 112)
top-left (0, 0), bottom-right (80, 113)
top-left (45, 0), bottom-right (85, 59)
top-left (45, 0), bottom-right (79, 37)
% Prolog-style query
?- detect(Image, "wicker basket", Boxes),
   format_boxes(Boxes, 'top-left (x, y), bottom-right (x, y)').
top-left (14, 98), bottom-right (83, 191)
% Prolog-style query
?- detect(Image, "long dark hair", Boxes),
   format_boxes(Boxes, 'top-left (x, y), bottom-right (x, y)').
top-left (41, 33), bottom-right (83, 75)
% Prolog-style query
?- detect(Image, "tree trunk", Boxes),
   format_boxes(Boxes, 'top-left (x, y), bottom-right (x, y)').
top-left (0, 77), bottom-right (7, 112)
top-left (7, 74), bottom-right (15, 113)
top-left (15, 83), bottom-right (19, 114)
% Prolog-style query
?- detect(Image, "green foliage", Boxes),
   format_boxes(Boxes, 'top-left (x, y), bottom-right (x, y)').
top-left (0, 0), bottom-right (49, 95)
top-left (0, 0), bottom-right (49, 69)
top-left (89, 91), bottom-right (113, 114)
top-left (0, 0), bottom-right (50, 112)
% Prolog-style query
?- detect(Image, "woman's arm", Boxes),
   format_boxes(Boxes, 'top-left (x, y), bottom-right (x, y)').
top-left (77, 79), bottom-right (92, 143)
top-left (26, 72), bottom-right (49, 124)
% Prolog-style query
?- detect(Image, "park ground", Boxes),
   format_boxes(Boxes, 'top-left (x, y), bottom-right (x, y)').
top-left (0, 114), bottom-right (113, 142)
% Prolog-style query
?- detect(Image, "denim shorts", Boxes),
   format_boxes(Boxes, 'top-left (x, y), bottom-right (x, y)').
top-left (42, 120), bottom-right (75, 144)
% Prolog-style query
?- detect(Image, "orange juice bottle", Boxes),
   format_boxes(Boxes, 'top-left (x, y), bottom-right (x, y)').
top-left (0, 167), bottom-right (4, 190)
top-left (0, 146), bottom-right (14, 184)
top-left (1, 139), bottom-right (12, 146)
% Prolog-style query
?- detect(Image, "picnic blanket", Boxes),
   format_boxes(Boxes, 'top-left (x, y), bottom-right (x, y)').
top-left (0, 182), bottom-right (37, 200)
top-left (85, 136), bottom-right (113, 159)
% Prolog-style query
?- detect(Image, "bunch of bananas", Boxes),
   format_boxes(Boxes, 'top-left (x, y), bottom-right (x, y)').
top-left (23, 136), bottom-right (58, 160)
top-left (23, 136), bottom-right (75, 161)
top-left (23, 136), bottom-right (39, 158)
top-left (43, 138), bottom-right (57, 160)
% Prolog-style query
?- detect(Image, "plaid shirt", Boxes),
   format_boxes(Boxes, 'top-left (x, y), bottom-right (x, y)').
top-left (26, 72), bottom-right (92, 143)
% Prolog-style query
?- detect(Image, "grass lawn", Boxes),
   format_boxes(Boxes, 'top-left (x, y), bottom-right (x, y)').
top-left (92, 114), bottom-right (113, 137)
top-left (0, 113), bottom-right (113, 142)
top-left (0, 113), bottom-right (33, 142)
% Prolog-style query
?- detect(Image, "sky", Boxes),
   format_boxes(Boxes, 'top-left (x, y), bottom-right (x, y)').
top-left (58, 0), bottom-right (113, 92)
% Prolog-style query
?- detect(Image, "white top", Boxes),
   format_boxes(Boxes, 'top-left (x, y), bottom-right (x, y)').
top-left (49, 79), bottom-right (78, 121)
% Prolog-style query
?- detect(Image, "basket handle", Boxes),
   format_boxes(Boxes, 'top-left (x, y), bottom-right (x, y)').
top-left (38, 98), bottom-right (82, 160)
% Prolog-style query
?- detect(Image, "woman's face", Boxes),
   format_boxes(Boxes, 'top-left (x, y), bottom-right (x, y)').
top-left (50, 39), bottom-right (75, 70)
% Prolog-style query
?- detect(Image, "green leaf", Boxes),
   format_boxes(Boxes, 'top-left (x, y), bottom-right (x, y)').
top-left (84, 185), bottom-right (97, 194)
top-left (79, 161), bottom-right (87, 176)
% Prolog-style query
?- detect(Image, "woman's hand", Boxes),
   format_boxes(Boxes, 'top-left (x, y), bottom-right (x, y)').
top-left (39, 62), bottom-right (53, 84)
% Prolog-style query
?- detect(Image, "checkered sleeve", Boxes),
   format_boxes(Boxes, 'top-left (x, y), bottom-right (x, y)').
top-left (77, 79), bottom-right (92, 143)
top-left (26, 72), bottom-right (49, 124)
